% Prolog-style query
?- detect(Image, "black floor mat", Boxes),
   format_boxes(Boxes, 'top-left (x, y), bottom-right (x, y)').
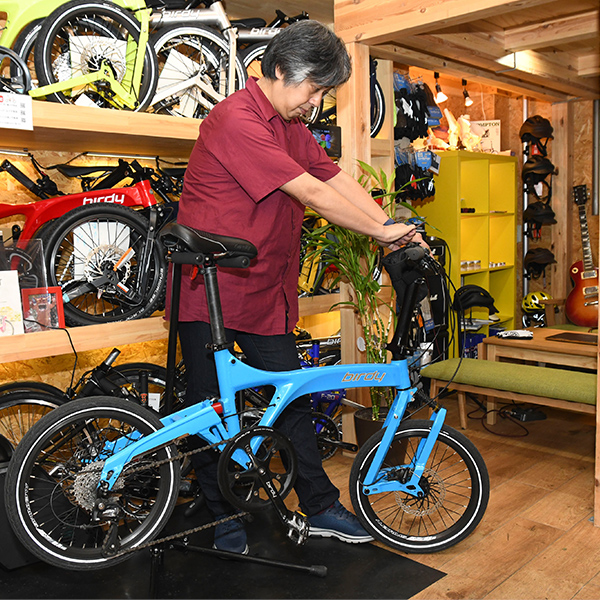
top-left (0, 504), bottom-right (446, 599)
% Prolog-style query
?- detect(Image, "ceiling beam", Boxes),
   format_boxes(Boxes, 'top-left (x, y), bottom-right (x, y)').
top-left (578, 53), bottom-right (600, 77)
top-left (384, 34), bottom-right (599, 99)
top-left (369, 43), bottom-right (572, 102)
top-left (504, 10), bottom-right (599, 52)
top-left (334, 0), bottom-right (559, 45)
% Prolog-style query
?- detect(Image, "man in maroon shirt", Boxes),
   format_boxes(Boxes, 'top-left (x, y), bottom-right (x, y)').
top-left (177, 20), bottom-right (421, 554)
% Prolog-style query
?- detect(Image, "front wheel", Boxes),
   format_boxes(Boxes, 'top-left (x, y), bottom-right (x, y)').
top-left (350, 419), bottom-right (489, 553)
top-left (34, 0), bottom-right (158, 111)
top-left (5, 396), bottom-right (180, 570)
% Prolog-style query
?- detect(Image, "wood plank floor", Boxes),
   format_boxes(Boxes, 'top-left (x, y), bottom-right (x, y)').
top-left (322, 394), bottom-right (600, 600)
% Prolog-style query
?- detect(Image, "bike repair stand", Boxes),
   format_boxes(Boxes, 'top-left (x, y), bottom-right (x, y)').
top-left (147, 234), bottom-right (327, 599)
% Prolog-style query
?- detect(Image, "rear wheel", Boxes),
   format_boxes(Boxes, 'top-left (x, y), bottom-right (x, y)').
top-left (350, 419), bottom-right (489, 553)
top-left (5, 397), bottom-right (180, 570)
top-left (42, 204), bottom-right (167, 326)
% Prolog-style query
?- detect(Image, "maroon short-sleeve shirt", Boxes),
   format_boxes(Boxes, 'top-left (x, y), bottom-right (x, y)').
top-left (176, 78), bottom-right (340, 335)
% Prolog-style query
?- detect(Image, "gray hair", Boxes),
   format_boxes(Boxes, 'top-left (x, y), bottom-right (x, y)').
top-left (260, 20), bottom-right (351, 88)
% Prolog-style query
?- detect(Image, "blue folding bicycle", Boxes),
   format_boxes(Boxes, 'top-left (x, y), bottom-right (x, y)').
top-left (4, 223), bottom-right (489, 571)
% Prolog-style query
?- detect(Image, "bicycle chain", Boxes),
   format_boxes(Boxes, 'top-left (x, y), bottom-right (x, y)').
top-left (88, 434), bottom-right (249, 560)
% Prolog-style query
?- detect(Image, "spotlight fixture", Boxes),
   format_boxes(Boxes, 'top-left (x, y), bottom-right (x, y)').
top-left (434, 72), bottom-right (448, 104)
top-left (462, 79), bottom-right (473, 107)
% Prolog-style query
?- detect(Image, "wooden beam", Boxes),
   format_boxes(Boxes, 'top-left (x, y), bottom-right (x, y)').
top-left (550, 102), bottom-right (574, 310)
top-left (369, 43), bottom-right (570, 102)
top-left (382, 35), bottom-right (598, 99)
top-left (504, 11), bottom-right (599, 52)
top-left (334, 0), bottom-right (558, 45)
top-left (579, 53), bottom-right (600, 77)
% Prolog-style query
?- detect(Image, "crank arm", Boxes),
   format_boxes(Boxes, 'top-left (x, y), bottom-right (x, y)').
top-left (321, 438), bottom-right (358, 452)
top-left (254, 465), bottom-right (309, 545)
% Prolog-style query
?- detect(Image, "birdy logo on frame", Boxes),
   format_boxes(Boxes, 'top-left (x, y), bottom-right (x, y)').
top-left (341, 371), bottom-right (386, 383)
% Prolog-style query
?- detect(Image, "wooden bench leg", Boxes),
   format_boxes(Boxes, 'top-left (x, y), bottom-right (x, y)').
top-left (457, 391), bottom-right (468, 429)
top-left (486, 396), bottom-right (497, 426)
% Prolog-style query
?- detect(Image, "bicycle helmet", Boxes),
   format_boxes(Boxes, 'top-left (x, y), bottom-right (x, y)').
top-left (523, 201), bottom-right (557, 225)
top-left (523, 247), bottom-right (556, 279)
top-left (522, 291), bottom-right (551, 314)
top-left (452, 284), bottom-right (498, 314)
top-left (522, 156), bottom-right (556, 185)
top-left (519, 115), bottom-right (553, 155)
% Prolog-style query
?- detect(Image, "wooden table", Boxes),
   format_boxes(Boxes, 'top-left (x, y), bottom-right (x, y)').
top-left (479, 328), bottom-right (597, 371)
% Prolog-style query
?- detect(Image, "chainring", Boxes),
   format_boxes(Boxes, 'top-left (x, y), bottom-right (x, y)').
top-left (216, 426), bottom-right (297, 512)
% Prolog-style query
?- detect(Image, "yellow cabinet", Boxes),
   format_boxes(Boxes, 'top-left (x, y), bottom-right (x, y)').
top-left (414, 151), bottom-right (518, 355)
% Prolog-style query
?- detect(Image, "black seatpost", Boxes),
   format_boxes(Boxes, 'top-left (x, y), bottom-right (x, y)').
top-left (201, 263), bottom-right (228, 349)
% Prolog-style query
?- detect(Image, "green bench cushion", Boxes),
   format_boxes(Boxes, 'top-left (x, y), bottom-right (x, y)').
top-left (421, 358), bottom-right (597, 405)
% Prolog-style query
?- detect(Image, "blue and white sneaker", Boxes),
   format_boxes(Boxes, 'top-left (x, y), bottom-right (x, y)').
top-left (308, 501), bottom-right (374, 543)
top-left (213, 514), bottom-right (249, 554)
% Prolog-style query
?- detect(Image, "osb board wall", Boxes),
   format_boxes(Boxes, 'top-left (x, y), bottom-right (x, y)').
top-left (0, 150), bottom-right (182, 390)
top-left (0, 339), bottom-right (172, 393)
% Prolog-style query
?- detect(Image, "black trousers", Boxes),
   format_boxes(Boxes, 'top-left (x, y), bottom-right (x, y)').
top-left (178, 321), bottom-right (339, 517)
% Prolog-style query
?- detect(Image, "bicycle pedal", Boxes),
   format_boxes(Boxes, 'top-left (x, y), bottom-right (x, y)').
top-left (285, 511), bottom-right (309, 546)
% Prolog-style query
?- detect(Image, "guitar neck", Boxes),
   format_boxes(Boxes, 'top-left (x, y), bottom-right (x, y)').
top-left (577, 203), bottom-right (595, 274)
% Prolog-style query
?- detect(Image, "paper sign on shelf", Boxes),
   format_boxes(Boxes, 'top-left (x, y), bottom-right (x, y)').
top-left (0, 93), bottom-right (33, 131)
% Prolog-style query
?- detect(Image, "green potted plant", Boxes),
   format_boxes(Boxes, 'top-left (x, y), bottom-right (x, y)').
top-left (303, 160), bottom-right (421, 431)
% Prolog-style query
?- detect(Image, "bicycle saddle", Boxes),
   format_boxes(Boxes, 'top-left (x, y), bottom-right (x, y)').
top-left (160, 223), bottom-right (257, 268)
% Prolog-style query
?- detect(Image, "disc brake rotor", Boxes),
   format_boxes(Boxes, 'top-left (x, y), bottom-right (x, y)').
top-left (393, 468), bottom-right (445, 516)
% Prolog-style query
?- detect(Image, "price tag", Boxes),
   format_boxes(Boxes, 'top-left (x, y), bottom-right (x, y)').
top-left (0, 93), bottom-right (33, 131)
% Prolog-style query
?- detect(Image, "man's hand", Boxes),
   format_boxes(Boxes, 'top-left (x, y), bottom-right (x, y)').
top-left (375, 222), bottom-right (429, 250)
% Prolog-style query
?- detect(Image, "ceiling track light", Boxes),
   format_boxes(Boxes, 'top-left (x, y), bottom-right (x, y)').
top-left (462, 78), bottom-right (474, 107)
top-left (434, 72), bottom-right (447, 104)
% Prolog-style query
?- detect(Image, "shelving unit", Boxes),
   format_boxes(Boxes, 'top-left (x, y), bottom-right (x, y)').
top-left (414, 150), bottom-right (518, 355)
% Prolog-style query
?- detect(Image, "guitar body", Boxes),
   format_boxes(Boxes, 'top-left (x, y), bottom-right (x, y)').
top-left (565, 185), bottom-right (599, 328)
top-left (565, 260), bottom-right (599, 327)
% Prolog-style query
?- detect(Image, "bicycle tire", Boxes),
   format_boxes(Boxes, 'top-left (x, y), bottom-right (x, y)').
top-left (151, 24), bottom-right (247, 119)
top-left (11, 19), bottom-right (43, 89)
top-left (0, 391), bottom-right (65, 452)
top-left (0, 381), bottom-right (64, 399)
top-left (306, 78), bottom-right (386, 138)
top-left (5, 396), bottom-right (180, 570)
top-left (349, 419), bottom-right (489, 553)
top-left (34, 0), bottom-right (158, 111)
top-left (42, 204), bottom-right (167, 326)
top-left (0, 45), bottom-right (32, 94)
top-left (240, 41), bottom-right (268, 79)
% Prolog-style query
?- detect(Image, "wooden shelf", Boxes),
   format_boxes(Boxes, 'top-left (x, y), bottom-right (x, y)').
top-left (0, 316), bottom-right (169, 364)
top-left (0, 102), bottom-right (199, 158)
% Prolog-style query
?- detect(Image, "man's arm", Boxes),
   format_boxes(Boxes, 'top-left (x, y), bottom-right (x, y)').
top-left (280, 171), bottom-right (422, 249)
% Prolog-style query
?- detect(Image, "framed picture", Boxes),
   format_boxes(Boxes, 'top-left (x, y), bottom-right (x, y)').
top-left (21, 286), bottom-right (65, 333)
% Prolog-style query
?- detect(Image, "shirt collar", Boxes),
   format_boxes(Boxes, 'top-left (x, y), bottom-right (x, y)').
top-left (246, 77), bottom-right (279, 123)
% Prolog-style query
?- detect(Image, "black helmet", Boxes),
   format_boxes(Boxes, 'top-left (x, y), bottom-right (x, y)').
top-left (519, 115), bottom-right (554, 143)
top-left (522, 156), bottom-right (556, 185)
top-left (523, 201), bottom-right (557, 225)
top-left (524, 247), bottom-right (556, 279)
top-left (452, 284), bottom-right (498, 314)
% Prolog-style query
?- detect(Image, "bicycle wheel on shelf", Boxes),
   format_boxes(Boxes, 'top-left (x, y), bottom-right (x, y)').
top-left (42, 204), bottom-right (167, 326)
top-left (240, 41), bottom-right (268, 79)
top-left (350, 419), bottom-right (489, 553)
top-left (0, 391), bottom-right (65, 453)
top-left (0, 45), bottom-right (32, 94)
top-left (312, 411), bottom-right (340, 461)
top-left (11, 19), bottom-right (43, 90)
top-left (33, 0), bottom-right (158, 111)
top-left (151, 24), bottom-right (247, 119)
top-left (5, 396), bottom-right (180, 571)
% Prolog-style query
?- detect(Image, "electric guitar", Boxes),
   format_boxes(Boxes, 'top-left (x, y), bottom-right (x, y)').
top-left (565, 184), bottom-right (599, 327)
